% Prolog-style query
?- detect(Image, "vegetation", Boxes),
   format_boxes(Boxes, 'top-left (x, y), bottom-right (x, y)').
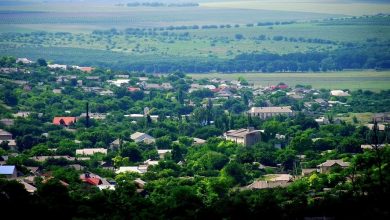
top-left (0, 60), bottom-right (390, 218)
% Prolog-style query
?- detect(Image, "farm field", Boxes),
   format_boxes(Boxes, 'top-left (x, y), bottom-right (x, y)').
top-left (189, 71), bottom-right (390, 91)
top-left (0, 16), bottom-right (389, 63)
top-left (201, 0), bottom-right (390, 16)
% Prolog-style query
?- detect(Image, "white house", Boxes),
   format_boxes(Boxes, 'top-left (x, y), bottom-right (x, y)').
top-left (76, 148), bottom-right (107, 156)
top-left (248, 106), bottom-right (294, 119)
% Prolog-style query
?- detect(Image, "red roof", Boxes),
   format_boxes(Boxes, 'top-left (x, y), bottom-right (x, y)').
top-left (53, 117), bottom-right (76, 126)
top-left (84, 177), bottom-right (101, 186)
top-left (79, 67), bottom-right (94, 73)
top-left (278, 84), bottom-right (288, 89)
top-left (128, 87), bottom-right (141, 92)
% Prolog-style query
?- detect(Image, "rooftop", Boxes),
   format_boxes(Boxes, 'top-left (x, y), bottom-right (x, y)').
top-left (248, 106), bottom-right (292, 113)
top-left (318, 160), bottom-right (350, 167)
top-left (225, 128), bottom-right (262, 138)
top-left (0, 165), bottom-right (16, 175)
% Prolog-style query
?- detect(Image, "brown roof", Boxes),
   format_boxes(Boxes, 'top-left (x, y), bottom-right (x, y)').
top-left (225, 128), bottom-right (261, 138)
top-left (317, 160), bottom-right (349, 168)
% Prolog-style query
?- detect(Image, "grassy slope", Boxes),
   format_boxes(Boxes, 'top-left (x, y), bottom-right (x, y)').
top-left (189, 71), bottom-right (390, 91)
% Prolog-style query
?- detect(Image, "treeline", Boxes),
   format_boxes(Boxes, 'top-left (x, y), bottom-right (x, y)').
top-left (126, 2), bottom-right (199, 7)
top-left (121, 48), bottom-right (390, 73)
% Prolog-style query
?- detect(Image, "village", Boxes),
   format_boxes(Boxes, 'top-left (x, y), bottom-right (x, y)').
top-left (1, 57), bottom-right (388, 194)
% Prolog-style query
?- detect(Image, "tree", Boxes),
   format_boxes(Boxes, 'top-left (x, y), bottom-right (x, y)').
top-left (289, 134), bottom-right (313, 153)
top-left (37, 58), bottom-right (47, 66)
top-left (121, 143), bottom-right (143, 162)
top-left (276, 148), bottom-right (296, 171)
top-left (156, 136), bottom-right (172, 149)
top-left (171, 143), bottom-right (184, 162)
top-left (221, 162), bottom-right (247, 186)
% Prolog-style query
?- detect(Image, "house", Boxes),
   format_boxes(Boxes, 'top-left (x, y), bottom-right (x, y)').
top-left (224, 127), bottom-right (262, 147)
top-left (157, 149), bottom-right (172, 159)
top-left (317, 160), bottom-right (350, 173)
top-left (0, 129), bottom-right (12, 140)
top-left (26, 166), bottom-right (41, 176)
top-left (74, 66), bottom-right (94, 73)
top-left (301, 168), bottom-right (317, 176)
top-left (114, 74), bottom-right (129, 79)
top-left (130, 132), bottom-right (155, 144)
top-left (0, 156), bottom-right (8, 165)
top-left (0, 119), bottom-right (14, 126)
top-left (361, 144), bottom-right (386, 150)
top-left (30, 155), bottom-right (76, 162)
top-left (0, 165), bottom-right (17, 178)
top-left (116, 166), bottom-right (144, 174)
top-left (99, 90), bottom-right (114, 96)
top-left (134, 178), bottom-right (146, 189)
top-left (86, 76), bottom-right (100, 81)
top-left (13, 111), bottom-right (31, 118)
top-left (161, 83), bottom-right (173, 90)
top-left (68, 164), bottom-right (85, 171)
top-left (80, 113), bottom-right (108, 120)
top-left (314, 98), bottom-right (328, 106)
top-left (53, 117), bottom-right (77, 126)
top-left (108, 79), bottom-right (130, 87)
top-left (248, 106), bottom-right (294, 119)
top-left (0, 67), bottom-right (19, 74)
top-left (245, 174), bottom-right (293, 190)
top-left (330, 90), bottom-right (350, 97)
top-left (98, 185), bottom-right (116, 190)
top-left (144, 159), bottom-right (159, 166)
top-left (80, 172), bottom-right (102, 186)
top-left (76, 148), bottom-right (107, 156)
top-left (16, 58), bottom-right (33, 64)
top-left (110, 138), bottom-right (121, 150)
top-left (193, 138), bottom-right (206, 145)
top-left (0, 140), bottom-right (17, 150)
top-left (373, 112), bottom-right (390, 123)
top-left (365, 123), bottom-right (386, 131)
top-left (128, 87), bottom-right (141, 92)
top-left (52, 89), bottom-right (62, 94)
top-left (217, 88), bottom-right (233, 97)
top-left (271, 83), bottom-right (288, 90)
top-left (18, 180), bottom-right (37, 193)
top-left (315, 117), bottom-right (330, 125)
top-left (143, 83), bottom-right (162, 90)
top-left (138, 77), bottom-right (149, 81)
top-left (48, 64), bottom-right (67, 70)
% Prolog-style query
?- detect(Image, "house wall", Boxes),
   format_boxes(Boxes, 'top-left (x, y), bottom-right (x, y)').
top-left (248, 112), bottom-right (293, 120)
top-left (0, 134), bottom-right (12, 140)
top-left (226, 136), bottom-right (245, 145)
top-left (245, 133), bottom-right (261, 147)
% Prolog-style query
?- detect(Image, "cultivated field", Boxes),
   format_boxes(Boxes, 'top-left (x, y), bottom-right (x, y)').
top-left (189, 71), bottom-right (390, 91)
top-left (201, 0), bottom-right (390, 16)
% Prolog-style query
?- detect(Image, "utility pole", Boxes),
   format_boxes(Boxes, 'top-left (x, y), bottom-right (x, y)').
top-left (86, 102), bottom-right (90, 128)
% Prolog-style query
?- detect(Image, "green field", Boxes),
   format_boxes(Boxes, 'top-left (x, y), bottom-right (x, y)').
top-left (1, 17), bottom-right (389, 60)
top-left (202, 1), bottom-right (390, 16)
top-left (0, 1), bottom-right (389, 72)
top-left (189, 71), bottom-right (390, 91)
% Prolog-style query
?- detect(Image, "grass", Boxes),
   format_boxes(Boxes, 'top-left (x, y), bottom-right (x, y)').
top-left (189, 71), bottom-right (390, 91)
top-left (337, 112), bottom-right (374, 125)
top-left (1, 18), bottom-right (388, 60)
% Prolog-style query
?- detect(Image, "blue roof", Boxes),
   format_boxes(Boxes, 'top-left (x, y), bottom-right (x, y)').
top-left (0, 165), bottom-right (15, 175)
